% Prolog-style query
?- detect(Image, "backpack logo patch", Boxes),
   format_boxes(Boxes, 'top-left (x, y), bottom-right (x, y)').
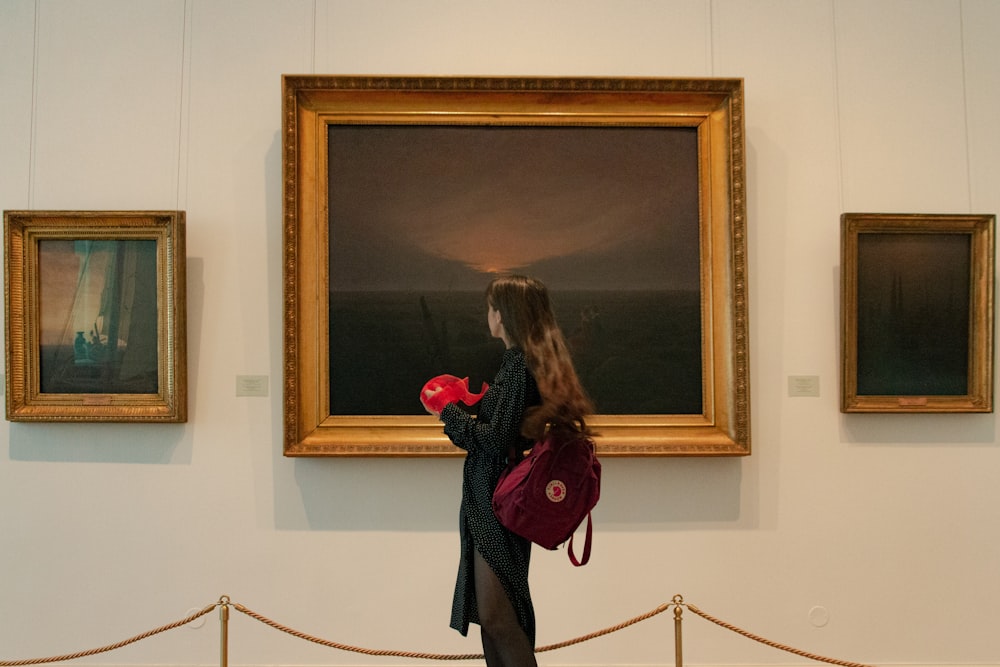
top-left (546, 480), bottom-right (567, 503)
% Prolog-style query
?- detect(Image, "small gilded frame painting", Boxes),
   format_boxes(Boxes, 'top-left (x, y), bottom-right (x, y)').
top-left (4, 210), bottom-right (187, 422)
top-left (841, 212), bottom-right (995, 413)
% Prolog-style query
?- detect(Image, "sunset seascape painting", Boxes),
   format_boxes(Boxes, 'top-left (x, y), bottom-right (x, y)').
top-left (327, 125), bottom-right (703, 416)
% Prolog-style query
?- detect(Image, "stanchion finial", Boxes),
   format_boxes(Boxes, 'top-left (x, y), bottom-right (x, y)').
top-left (672, 595), bottom-right (684, 667)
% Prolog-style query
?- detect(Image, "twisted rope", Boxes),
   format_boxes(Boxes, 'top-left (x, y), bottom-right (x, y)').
top-left (686, 603), bottom-right (875, 667)
top-left (0, 601), bottom-right (219, 667)
top-left (233, 600), bottom-right (674, 661)
top-left (234, 601), bottom-right (480, 661)
top-left (536, 601), bottom-right (672, 651)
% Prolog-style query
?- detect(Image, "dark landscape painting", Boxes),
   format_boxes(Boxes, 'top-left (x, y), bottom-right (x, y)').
top-left (856, 232), bottom-right (971, 396)
top-left (327, 124), bottom-right (703, 416)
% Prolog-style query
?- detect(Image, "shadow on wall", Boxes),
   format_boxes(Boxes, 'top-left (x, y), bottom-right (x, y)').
top-left (8, 421), bottom-right (188, 463)
top-left (279, 455), bottom-right (745, 532)
top-left (840, 411), bottom-right (997, 446)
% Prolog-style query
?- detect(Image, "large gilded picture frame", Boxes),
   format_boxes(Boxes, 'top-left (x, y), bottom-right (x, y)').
top-left (841, 212), bottom-right (995, 413)
top-left (282, 76), bottom-right (749, 456)
top-left (4, 210), bottom-right (187, 422)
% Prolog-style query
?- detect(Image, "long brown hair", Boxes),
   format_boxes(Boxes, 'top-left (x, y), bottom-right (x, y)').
top-left (487, 275), bottom-right (594, 440)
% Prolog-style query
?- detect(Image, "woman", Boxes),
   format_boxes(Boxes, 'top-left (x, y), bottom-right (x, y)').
top-left (423, 275), bottom-right (593, 667)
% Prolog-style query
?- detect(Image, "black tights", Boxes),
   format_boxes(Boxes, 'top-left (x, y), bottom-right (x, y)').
top-left (473, 550), bottom-right (537, 667)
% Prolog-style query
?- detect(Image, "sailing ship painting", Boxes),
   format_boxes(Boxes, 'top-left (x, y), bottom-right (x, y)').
top-left (38, 238), bottom-right (159, 394)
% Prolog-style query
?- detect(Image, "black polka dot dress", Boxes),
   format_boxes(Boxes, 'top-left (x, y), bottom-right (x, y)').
top-left (441, 347), bottom-right (541, 646)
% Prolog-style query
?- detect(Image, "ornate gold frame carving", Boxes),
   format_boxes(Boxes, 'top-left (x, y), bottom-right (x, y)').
top-left (841, 212), bottom-right (995, 413)
top-left (282, 76), bottom-right (749, 456)
top-left (4, 210), bottom-right (187, 422)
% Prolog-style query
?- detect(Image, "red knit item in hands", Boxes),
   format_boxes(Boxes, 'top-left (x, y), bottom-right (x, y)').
top-left (420, 374), bottom-right (488, 414)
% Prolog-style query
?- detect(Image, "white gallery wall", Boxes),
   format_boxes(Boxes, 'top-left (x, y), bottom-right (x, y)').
top-left (1, 1), bottom-right (998, 666)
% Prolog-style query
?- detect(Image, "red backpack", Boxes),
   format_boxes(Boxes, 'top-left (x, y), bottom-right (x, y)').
top-left (492, 429), bottom-right (601, 566)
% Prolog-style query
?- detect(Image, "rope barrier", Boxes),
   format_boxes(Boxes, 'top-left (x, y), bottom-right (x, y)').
top-left (234, 599), bottom-right (673, 660)
top-left (233, 601), bottom-right (480, 661)
top-left (0, 601), bottom-right (218, 667)
top-left (0, 594), bottom-right (876, 667)
top-left (686, 603), bottom-right (874, 667)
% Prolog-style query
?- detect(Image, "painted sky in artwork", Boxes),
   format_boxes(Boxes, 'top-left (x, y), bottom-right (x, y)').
top-left (327, 124), bottom-right (700, 292)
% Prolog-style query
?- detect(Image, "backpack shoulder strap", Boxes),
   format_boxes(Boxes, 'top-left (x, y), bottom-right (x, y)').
top-left (567, 512), bottom-right (593, 566)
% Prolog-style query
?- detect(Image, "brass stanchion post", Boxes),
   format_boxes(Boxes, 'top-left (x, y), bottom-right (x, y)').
top-left (672, 595), bottom-right (684, 667)
top-left (219, 596), bottom-right (230, 667)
